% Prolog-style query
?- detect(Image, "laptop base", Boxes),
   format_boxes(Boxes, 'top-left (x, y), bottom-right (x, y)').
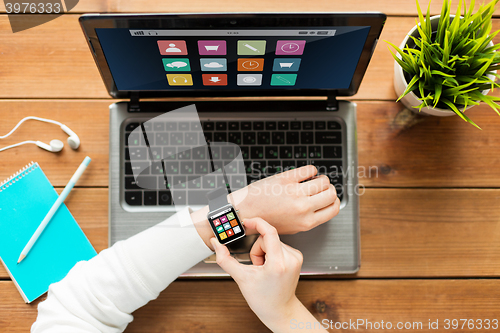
top-left (109, 100), bottom-right (359, 276)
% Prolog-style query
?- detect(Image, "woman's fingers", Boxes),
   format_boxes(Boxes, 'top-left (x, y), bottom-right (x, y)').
top-left (251, 234), bottom-right (304, 269)
top-left (211, 238), bottom-right (246, 280)
top-left (249, 236), bottom-right (265, 266)
top-left (313, 196), bottom-right (341, 225)
top-left (309, 184), bottom-right (337, 210)
top-left (282, 165), bottom-right (318, 183)
top-left (301, 174), bottom-right (331, 196)
top-left (243, 218), bottom-right (284, 265)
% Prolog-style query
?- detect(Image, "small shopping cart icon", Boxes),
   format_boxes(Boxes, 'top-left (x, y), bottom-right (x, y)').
top-left (204, 45), bottom-right (220, 51)
top-left (279, 62), bottom-right (294, 68)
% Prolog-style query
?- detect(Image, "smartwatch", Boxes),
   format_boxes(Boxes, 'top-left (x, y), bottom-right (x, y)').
top-left (206, 186), bottom-right (246, 245)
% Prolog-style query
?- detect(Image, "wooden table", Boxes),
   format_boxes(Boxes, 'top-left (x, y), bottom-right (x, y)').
top-left (1, 1), bottom-right (499, 332)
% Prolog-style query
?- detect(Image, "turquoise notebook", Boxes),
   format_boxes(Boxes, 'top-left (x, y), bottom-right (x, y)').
top-left (0, 162), bottom-right (97, 303)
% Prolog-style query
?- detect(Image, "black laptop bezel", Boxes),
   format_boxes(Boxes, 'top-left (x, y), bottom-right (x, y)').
top-left (79, 13), bottom-right (386, 99)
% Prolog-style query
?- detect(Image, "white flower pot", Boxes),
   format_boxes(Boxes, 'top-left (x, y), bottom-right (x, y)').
top-left (393, 15), bottom-right (494, 117)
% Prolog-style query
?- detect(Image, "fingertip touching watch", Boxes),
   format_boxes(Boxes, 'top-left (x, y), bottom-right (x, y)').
top-left (206, 186), bottom-right (246, 245)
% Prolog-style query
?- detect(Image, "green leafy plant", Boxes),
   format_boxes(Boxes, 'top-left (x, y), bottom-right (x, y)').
top-left (387, 0), bottom-right (500, 128)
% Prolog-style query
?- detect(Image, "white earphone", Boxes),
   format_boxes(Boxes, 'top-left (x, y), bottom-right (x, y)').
top-left (0, 117), bottom-right (80, 153)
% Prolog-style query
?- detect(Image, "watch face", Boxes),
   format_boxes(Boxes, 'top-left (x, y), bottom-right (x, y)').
top-left (208, 205), bottom-right (245, 245)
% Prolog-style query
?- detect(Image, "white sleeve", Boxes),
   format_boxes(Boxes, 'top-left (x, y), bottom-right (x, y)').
top-left (31, 207), bottom-right (213, 333)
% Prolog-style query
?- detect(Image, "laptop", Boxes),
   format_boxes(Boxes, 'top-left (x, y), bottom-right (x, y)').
top-left (79, 13), bottom-right (386, 275)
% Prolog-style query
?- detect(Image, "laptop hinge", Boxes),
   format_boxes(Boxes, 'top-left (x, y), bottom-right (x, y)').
top-left (326, 91), bottom-right (339, 111)
top-left (128, 93), bottom-right (140, 112)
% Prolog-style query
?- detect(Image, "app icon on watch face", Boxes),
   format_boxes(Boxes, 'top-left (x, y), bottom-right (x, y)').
top-left (275, 40), bottom-right (306, 55)
top-left (220, 215), bottom-right (228, 223)
top-left (226, 229), bottom-right (235, 237)
top-left (233, 225), bottom-right (242, 234)
top-left (213, 218), bottom-right (221, 227)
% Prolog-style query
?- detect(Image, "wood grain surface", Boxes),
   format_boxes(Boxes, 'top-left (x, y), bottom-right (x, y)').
top-left (2, 188), bottom-right (498, 279)
top-left (1, 3), bottom-right (500, 332)
top-left (1, 279), bottom-right (498, 332)
top-left (0, 100), bottom-right (109, 187)
top-left (2, 100), bottom-right (500, 188)
top-left (1, 0), bottom-right (500, 16)
top-left (0, 0), bottom-right (109, 13)
top-left (0, 14), bottom-right (499, 100)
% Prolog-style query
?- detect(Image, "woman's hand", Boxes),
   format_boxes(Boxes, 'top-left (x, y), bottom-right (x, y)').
top-left (231, 165), bottom-right (340, 234)
top-left (211, 217), bottom-right (328, 333)
top-left (191, 165), bottom-right (340, 251)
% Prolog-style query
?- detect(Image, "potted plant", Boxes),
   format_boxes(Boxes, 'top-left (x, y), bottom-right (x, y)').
top-left (387, 0), bottom-right (500, 128)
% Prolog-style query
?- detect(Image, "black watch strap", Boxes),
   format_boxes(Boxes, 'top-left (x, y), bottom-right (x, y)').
top-left (207, 186), bottom-right (229, 212)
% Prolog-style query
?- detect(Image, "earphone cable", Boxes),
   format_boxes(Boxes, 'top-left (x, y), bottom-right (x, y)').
top-left (0, 141), bottom-right (38, 152)
top-left (0, 117), bottom-right (62, 139)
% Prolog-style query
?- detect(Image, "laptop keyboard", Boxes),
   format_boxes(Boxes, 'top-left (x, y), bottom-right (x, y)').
top-left (123, 119), bottom-right (344, 206)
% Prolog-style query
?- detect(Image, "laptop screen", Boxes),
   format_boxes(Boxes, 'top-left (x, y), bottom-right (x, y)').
top-left (95, 27), bottom-right (370, 92)
top-left (81, 13), bottom-right (386, 98)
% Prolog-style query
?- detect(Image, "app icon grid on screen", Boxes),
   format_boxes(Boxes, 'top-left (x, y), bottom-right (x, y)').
top-left (213, 213), bottom-right (242, 241)
top-left (156, 38), bottom-right (308, 88)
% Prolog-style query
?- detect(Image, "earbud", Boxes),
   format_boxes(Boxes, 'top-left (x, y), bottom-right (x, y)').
top-left (0, 116), bottom-right (81, 153)
top-left (60, 124), bottom-right (81, 149)
top-left (36, 140), bottom-right (64, 152)
top-left (0, 139), bottom-right (64, 153)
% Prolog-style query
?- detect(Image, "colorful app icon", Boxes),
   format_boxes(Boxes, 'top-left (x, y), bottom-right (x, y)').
top-left (272, 58), bottom-right (301, 71)
top-left (237, 40), bottom-right (266, 55)
top-left (229, 219), bottom-right (238, 227)
top-left (226, 229), bottom-right (235, 237)
top-left (220, 215), bottom-right (228, 223)
top-left (216, 225), bottom-right (224, 233)
top-left (198, 40), bottom-right (226, 55)
top-left (223, 222), bottom-right (231, 230)
top-left (162, 58), bottom-right (191, 72)
top-left (166, 74), bottom-right (193, 86)
top-left (157, 40), bottom-right (188, 55)
top-left (219, 231), bottom-right (227, 240)
top-left (275, 40), bottom-right (306, 55)
top-left (202, 74), bottom-right (227, 86)
top-left (213, 218), bottom-right (221, 227)
top-left (226, 212), bottom-right (235, 220)
top-left (238, 58), bottom-right (264, 71)
top-left (200, 58), bottom-right (227, 71)
top-left (270, 74), bottom-right (297, 86)
top-left (237, 74), bottom-right (262, 86)
top-left (233, 226), bottom-right (242, 234)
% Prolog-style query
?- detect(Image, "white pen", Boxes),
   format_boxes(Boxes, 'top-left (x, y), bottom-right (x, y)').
top-left (17, 156), bottom-right (91, 264)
